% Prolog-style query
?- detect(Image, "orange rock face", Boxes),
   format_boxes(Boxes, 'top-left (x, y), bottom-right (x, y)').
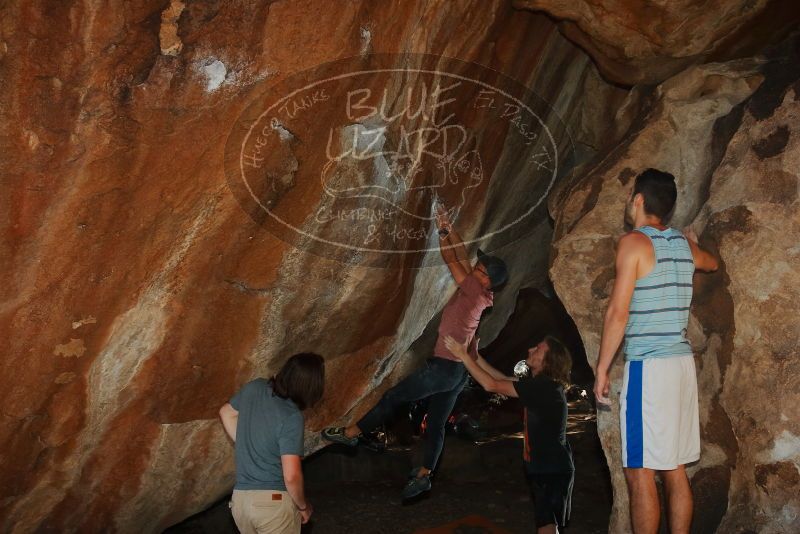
top-left (5, 0), bottom-right (793, 530)
top-left (0, 1), bottom-right (627, 531)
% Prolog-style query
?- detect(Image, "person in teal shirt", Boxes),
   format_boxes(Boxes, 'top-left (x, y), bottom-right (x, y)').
top-left (220, 353), bottom-right (325, 534)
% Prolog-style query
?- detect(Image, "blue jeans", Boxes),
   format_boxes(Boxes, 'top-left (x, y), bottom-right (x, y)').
top-left (357, 357), bottom-right (468, 471)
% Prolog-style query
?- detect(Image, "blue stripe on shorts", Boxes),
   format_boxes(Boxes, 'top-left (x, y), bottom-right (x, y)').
top-left (626, 361), bottom-right (644, 468)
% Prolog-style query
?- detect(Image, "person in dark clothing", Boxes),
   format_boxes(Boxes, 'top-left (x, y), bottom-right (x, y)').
top-left (445, 335), bottom-right (573, 534)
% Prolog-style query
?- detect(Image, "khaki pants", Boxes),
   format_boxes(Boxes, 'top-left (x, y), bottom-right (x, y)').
top-left (231, 489), bottom-right (301, 534)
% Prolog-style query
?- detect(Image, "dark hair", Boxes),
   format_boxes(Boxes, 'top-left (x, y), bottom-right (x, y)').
top-left (539, 336), bottom-right (572, 387)
top-left (633, 168), bottom-right (677, 221)
top-left (272, 353), bottom-right (325, 410)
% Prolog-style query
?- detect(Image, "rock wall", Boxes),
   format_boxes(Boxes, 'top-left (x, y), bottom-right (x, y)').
top-left (550, 36), bottom-right (800, 533)
top-left (514, 0), bottom-right (800, 85)
top-left (0, 1), bottom-right (628, 532)
top-left (3, 0), bottom-right (796, 531)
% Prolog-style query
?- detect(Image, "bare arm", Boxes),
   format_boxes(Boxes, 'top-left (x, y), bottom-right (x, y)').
top-left (476, 355), bottom-right (512, 381)
top-left (436, 208), bottom-right (472, 283)
top-left (594, 233), bottom-right (642, 405)
top-left (469, 347), bottom-right (516, 380)
top-left (282, 455), bottom-right (312, 523)
top-left (445, 336), bottom-right (518, 397)
top-left (219, 403), bottom-right (238, 442)
top-left (683, 227), bottom-right (719, 272)
top-left (443, 227), bottom-right (472, 273)
top-left (467, 337), bottom-right (511, 380)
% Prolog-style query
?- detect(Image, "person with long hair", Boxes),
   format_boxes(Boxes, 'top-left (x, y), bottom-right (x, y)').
top-left (445, 335), bottom-right (573, 534)
top-left (219, 353), bottom-right (326, 534)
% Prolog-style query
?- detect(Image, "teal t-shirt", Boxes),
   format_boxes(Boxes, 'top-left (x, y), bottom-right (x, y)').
top-left (230, 378), bottom-right (304, 490)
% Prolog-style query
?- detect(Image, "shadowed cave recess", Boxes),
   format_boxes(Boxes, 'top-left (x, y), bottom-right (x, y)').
top-left (1, 1), bottom-right (799, 533)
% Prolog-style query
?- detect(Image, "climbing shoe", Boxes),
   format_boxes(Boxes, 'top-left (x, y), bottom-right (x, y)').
top-left (401, 468), bottom-right (432, 500)
top-left (321, 426), bottom-right (359, 447)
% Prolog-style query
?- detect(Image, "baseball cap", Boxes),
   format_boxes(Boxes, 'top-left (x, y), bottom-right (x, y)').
top-left (477, 249), bottom-right (508, 289)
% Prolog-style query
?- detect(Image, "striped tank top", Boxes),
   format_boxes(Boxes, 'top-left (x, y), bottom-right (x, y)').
top-left (623, 226), bottom-right (694, 360)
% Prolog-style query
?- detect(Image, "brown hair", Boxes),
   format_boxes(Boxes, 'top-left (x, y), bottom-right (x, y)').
top-left (272, 352), bottom-right (325, 411)
top-left (633, 168), bottom-right (677, 221)
top-left (539, 336), bottom-right (572, 387)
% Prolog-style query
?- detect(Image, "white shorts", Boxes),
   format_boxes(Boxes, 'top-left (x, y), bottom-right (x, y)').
top-left (620, 355), bottom-right (700, 470)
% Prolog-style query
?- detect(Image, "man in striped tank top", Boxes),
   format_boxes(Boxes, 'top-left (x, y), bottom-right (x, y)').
top-left (593, 169), bottom-right (718, 534)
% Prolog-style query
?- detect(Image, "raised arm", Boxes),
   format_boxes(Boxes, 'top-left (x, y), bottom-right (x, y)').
top-left (468, 337), bottom-right (514, 381)
top-left (436, 207), bottom-right (472, 283)
top-left (594, 232), bottom-right (642, 405)
top-left (476, 355), bottom-right (512, 381)
top-left (445, 336), bottom-right (518, 397)
top-left (683, 227), bottom-right (719, 272)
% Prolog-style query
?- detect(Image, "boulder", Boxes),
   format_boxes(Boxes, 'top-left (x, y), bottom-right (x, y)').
top-left (514, 0), bottom-right (800, 85)
top-left (550, 37), bottom-right (799, 532)
top-left (0, 0), bottom-right (628, 531)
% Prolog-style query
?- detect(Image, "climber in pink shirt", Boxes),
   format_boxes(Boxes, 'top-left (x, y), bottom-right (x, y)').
top-left (322, 207), bottom-right (508, 500)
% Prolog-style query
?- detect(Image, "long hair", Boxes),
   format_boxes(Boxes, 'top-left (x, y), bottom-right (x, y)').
top-left (272, 352), bottom-right (325, 410)
top-left (539, 336), bottom-right (572, 387)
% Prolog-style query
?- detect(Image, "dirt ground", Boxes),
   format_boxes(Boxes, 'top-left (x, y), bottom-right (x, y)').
top-left (166, 394), bottom-right (612, 534)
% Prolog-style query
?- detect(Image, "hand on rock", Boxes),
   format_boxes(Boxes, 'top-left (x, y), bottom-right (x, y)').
top-left (683, 226), bottom-right (699, 244)
top-left (435, 203), bottom-right (452, 235)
